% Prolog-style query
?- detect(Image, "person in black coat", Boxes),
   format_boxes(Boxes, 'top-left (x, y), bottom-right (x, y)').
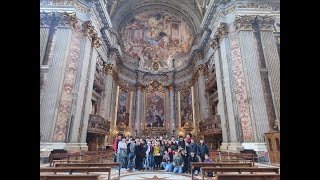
top-left (135, 141), bottom-right (145, 171)
top-left (188, 151), bottom-right (200, 175)
top-left (178, 136), bottom-right (186, 149)
top-left (198, 139), bottom-right (209, 162)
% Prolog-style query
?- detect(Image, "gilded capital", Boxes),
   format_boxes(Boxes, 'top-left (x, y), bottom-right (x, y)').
top-left (196, 64), bottom-right (208, 76)
top-left (235, 15), bottom-right (255, 30)
top-left (211, 23), bottom-right (228, 49)
top-left (82, 20), bottom-right (103, 48)
top-left (167, 84), bottom-right (174, 91)
top-left (256, 15), bottom-right (276, 31)
top-left (136, 83), bottom-right (145, 91)
top-left (103, 63), bottom-right (115, 75)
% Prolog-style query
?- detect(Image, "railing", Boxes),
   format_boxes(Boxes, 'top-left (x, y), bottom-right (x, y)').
top-left (199, 115), bottom-right (222, 135)
top-left (87, 114), bottom-right (110, 135)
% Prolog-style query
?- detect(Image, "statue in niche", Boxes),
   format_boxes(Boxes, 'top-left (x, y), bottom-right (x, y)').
top-left (166, 56), bottom-right (174, 69)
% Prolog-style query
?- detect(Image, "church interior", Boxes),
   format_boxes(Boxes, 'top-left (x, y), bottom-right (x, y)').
top-left (40, 0), bottom-right (280, 179)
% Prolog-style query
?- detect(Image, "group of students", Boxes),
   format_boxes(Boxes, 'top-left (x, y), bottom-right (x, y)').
top-left (113, 134), bottom-right (215, 176)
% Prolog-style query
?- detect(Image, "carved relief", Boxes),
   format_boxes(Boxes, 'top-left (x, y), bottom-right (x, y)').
top-left (256, 15), bottom-right (276, 31)
top-left (234, 15), bottom-right (255, 30)
top-left (211, 23), bottom-right (228, 49)
top-left (82, 21), bottom-right (102, 48)
top-left (196, 64), bottom-right (208, 76)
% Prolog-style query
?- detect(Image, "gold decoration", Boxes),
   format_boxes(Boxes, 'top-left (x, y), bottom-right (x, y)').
top-left (82, 20), bottom-right (103, 48)
top-left (235, 15), bottom-right (255, 30)
top-left (137, 83), bottom-right (145, 91)
top-left (196, 64), bottom-right (208, 75)
top-left (146, 81), bottom-right (164, 92)
top-left (152, 61), bottom-right (160, 71)
top-left (167, 84), bottom-right (174, 91)
top-left (256, 15), bottom-right (276, 31)
top-left (103, 63), bottom-right (115, 75)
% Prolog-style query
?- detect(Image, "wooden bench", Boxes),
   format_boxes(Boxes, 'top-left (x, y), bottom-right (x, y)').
top-left (201, 167), bottom-right (280, 180)
top-left (216, 174), bottom-right (280, 180)
top-left (190, 162), bottom-right (253, 179)
top-left (40, 174), bottom-right (101, 180)
top-left (55, 162), bottom-right (121, 179)
top-left (220, 154), bottom-right (255, 166)
top-left (49, 154), bottom-right (88, 167)
top-left (40, 167), bottom-right (111, 180)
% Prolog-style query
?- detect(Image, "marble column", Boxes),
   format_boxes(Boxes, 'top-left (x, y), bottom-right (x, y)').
top-left (100, 64), bottom-right (115, 121)
top-left (196, 64), bottom-right (209, 120)
top-left (80, 49), bottom-right (99, 145)
top-left (135, 83), bottom-right (144, 136)
top-left (213, 47), bottom-right (229, 147)
top-left (168, 84), bottom-right (174, 135)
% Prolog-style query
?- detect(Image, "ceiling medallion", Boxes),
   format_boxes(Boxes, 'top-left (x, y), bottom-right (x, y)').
top-left (152, 61), bottom-right (160, 71)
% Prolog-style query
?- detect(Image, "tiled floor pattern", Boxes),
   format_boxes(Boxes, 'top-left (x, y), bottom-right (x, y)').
top-left (40, 163), bottom-right (279, 180)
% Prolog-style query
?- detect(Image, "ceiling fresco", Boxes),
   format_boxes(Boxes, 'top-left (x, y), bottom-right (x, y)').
top-left (119, 11), bottom-right (194, 70)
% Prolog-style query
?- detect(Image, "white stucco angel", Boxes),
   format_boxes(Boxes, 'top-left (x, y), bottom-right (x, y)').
top-left (166, 56), bottom-right (174, 69)
top-left (139, 54), bottom-right (146, 67)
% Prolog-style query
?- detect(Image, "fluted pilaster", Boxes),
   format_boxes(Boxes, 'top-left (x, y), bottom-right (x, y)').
top-left (238, 30), bottom-right (269, 142)
top-left (40, 27), bottom-right (50, 64)
top-left (259, 29), bottom-right (280, 129)
top-left (40, 27), bottom-right (72, 141)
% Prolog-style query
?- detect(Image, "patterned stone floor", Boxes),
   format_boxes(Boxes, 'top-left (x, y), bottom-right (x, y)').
top-left (40, 163), bottom-right (279, 180)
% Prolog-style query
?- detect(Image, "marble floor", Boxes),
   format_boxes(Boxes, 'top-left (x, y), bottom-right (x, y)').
top-left (40, 163), bottom-right (279, 180)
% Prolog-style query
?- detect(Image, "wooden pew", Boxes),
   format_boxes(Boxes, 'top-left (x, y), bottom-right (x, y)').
top-left (220, 154), bottom-right (255, 166)
top-left (201, 167), bottom-right (280, 180)
top-left (55, 162), bottom-right (121, 179)
top-left (49, 154), bottom-right (88, 167)
top-left (190, 162), bottom-right (253, 179)
top-left (40, 174), bottom-right (100, 180)
top-left (216, 174), bottom-right (280, 180)
top-left (40, 167), bottom-right (111, 180)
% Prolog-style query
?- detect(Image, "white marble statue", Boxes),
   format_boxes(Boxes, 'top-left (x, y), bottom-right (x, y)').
top-left (166, 56), bottom-right (174, 69)
top-left (139, 55), bottom-right (145, 67)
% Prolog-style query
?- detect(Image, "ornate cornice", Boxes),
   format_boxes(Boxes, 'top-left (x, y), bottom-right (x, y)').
top-left (256, 15), bottom-right (276, 31)
top-left (235, 15), bottom-right (255, 30)
top-left (210, 23), bottom-right (228, 49)
top-left (40, 11), bottom-right (77, 27)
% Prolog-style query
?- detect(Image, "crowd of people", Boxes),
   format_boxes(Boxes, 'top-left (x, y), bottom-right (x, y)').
top-left (113, 134), bottom-right (215, 176)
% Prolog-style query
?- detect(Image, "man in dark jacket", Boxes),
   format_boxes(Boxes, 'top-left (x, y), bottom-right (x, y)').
top-left (189, 139), bottom-right (198, 156)
top-left (188, 151), bottom-right (200, 175)
top-left (198, 139), bottom-right (209, 162)
top-left (178, 136), bottom-right (186, 149)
